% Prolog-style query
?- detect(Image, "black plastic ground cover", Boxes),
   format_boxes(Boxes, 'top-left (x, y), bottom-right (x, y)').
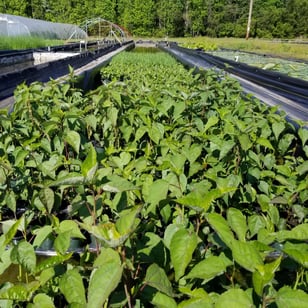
top-left (169, 43), bottom-right (308, 107)
top-left (0, 49), bottom-right (34, 58)
top-left (36, 41), bottom-right (101, 52)
top-left (0, 42), bottom-right (130, 101)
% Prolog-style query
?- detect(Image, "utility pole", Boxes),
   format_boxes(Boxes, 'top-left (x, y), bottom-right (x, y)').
top-left (246, 0), bottom-right (254, 39)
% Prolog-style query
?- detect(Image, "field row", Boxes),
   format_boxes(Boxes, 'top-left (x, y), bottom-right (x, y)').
top-left (0, 49), bottom-right (307, 307)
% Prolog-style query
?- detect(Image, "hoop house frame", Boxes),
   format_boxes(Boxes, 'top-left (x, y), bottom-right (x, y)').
top-left (81, 18), bottom-right (130, 44)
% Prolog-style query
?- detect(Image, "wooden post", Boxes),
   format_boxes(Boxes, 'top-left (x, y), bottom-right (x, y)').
top-left (246, 0), bottom-right (254, 40)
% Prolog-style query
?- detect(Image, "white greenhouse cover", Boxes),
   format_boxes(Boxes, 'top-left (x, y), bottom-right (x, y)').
top-left (0, 13), bottom-right (87, 40)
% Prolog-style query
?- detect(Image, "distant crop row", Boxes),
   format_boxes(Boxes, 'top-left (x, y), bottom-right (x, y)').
top-left (0, 50), bottom-right (307, 307)
top-left (208, 50), bottom-right (308, 81)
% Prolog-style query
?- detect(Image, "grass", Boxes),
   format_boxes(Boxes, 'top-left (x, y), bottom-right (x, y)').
top-left (174, 37), bottom-right (308, 61)
top-left (0, 36), bottom-right (64, 50)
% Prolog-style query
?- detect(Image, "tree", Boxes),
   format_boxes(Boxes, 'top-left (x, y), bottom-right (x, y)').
top-left (117, 0), bottom-right (155, 36)
top-left (95, 0), bottom-right (117, 21)
top-left (0, 0), bottom-right (29, 16)
top-left (285, 0), bottom-right (308, 37)
top-left (0, 0), bottom-right (307, 38)
top-left (156, 0), bottom-right (185, 37)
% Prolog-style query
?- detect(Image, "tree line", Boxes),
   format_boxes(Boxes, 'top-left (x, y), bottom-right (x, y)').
top-left (0, 0), bottom-right (307, 38)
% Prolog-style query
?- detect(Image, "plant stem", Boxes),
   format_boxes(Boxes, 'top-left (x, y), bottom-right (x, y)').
top-left (124, 283), bottom-right (132, 308)
top-left (293, 267), bottom-right (304, 290)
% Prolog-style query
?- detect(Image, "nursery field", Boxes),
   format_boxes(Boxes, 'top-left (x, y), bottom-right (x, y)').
top-left (0, 49), bottom-right (307, 307)
top-left (207, 50), bottom-right (308, 81)
top-left (176, 37), bottom-right (308, 61)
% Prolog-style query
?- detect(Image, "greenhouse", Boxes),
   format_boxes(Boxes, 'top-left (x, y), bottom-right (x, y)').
top-left (0, 13), bottom-right (87, 40)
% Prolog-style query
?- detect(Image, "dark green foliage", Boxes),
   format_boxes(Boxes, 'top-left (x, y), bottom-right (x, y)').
top-left (0, 0), bottom-right (307, 38)
top-left (0, 50), bottom-right (307, 307)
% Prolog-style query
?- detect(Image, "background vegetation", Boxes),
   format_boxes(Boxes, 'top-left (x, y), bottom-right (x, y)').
top-left (0, 36), bottom-right (62, 50)
top-left (0, 0), bottom-right (307, 38)
top-left (175, 37), bottom-right (308, 61)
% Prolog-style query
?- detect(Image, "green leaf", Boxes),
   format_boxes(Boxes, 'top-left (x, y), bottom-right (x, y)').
top-left (119, 151), bottom-right (131, 166)
top-left (276, 286), bottom-right (308, 308)
top-left (178, 298), bottom-right (213, 308)
top-left (178, 286), bottom-right (208, 299)
top-left (278, 133), bottom-right (295, 154)
top-left (144, 263), bottom-right (173, 297)
top-left (267, 205), bottom-right (280, 227)
top-left (203, 116), bottom-right (219, 133)
top-left (135, 126), bottom-right (147, 141)
top-left (257, 137), bottom-right (274, 151)
top-left (49, 173), bottom-right (84, 187)
top-left (252, 257), bottom-right (281, 296)
top-left (298, 127), bottom-right (308, 146)
top-left (170, 228), bottom-right (198, 281)
top-left (31, 293), bottom-right (55, 308)
top-left (64, 130), bottom-right (80, 154)
top-left (177, 187), bottom-right (235, 212)
top-left (0, 249), bottom-right (12, 275)
top-left (15, 241), bottom-right (36, 274)
top-left (107, 106), bottom-right (118, 127)
top-left (138, 232), bottom-right (166, 266)
top-left (53, 231), bottom-right (70, 255)
top-left (151, 292), bottom-right (177, 308)
top-left (258, 193), bottom-right (271, 211)
top-left (87, 258), bottom-right (122, 308)
top-left (149, 122), bottom-right (164, 144)
top-left (14, 148), bottom-right (28, 167)
top-left (58, 220), bottom-right (86, 239)
top-left (85, 114), bottom-right (98, 131)
top-left (219, 140), bottom-right (235, 160)
top-left (5, 191), bottom-right (16, 213)
top-left (111, 91), bottom-right (122, 105)
top-left (170, 153), bottom-right (186, 174)
top-left (102, 174), bottom-right (139, 192)
top-left (164, 224), bottom-right (183, 249)
top-left (81, 144), bottom-right (97, 182)
top-left (215, 288), bottom-right (254, 308)
top-left (93, 248), bottom-right (121, 268)
top-left (231, 240), bottom-right (263, 272)
top-left (296, 160), bottom-right (308, 176)
top-left (184, 144), bottom-right (202, 164)
top-left (282, 242), bottom-right (308, 267)
top-left (1, 218), bottom-right (21, 245)
top-left (59, 269), bottom-right (86, 305)
top-left (248, 150), bottom-right (262, 168)
top-left (79, 222), bottom-right (128, 248)
top-left (186, 253), bottom-right (232, 282)
top-left (39, 154), bottom-right (62, 179)
top-left (277, 224), bottom-right (308, 241)
top-left (238, 134), bottom-right (252, 151)
top-left (173, 100), bottom-right (186, 120)
top-left (206, 213), bottom-right (234, 248)
top-left (32, 225), bottom-right (53, 248)
top-left (0, 282), bottom-right (39, 301)
top-left (115, 206), bottom-right (141, 235)
top-left (144, 179), bottom-right (169, 206)
top-left (227, 208), bottom-right (247, 242)
top-left (35, 254), bottom-right (73, 274)
top-left (272, 122), bottom-right (285, 140)
top-left (39, 187), bottom-right (54, 213)
top-left (38, 268), bottom-right (55, 286)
